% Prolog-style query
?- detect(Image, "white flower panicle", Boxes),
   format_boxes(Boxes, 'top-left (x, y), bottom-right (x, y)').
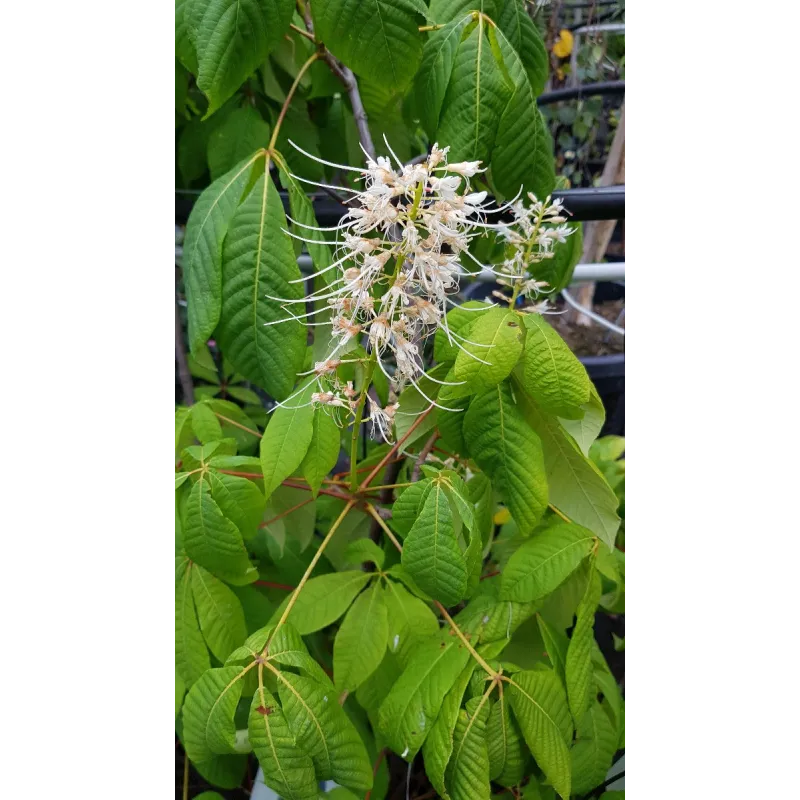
top-left (267, 138), bottom-right (514, 434)
top-left (495, 192), bottom-right (576, 308)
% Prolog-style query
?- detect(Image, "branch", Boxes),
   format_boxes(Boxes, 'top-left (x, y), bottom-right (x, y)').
top-left (411, 432), bottom-right (439, 482)
top-left (367, 457), bottom-right (404, 543)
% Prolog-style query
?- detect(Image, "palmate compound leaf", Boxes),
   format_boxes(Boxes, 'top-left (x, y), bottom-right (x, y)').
top-left (218, 169), bottom-right (307, 400)
top-left (453, 307), bottom-right (525, 393)
top-left (183, 477), bottom-right (259, 585)
top-left (259, 384), bottom-right (315, 502)
top-left (183, 154), bottom-right (262, 353)
top-left (463, 382), bottom-right (548, 536)
top-left (191, 564), bottom-right (248, 662)
top-left (183, 665), bottom-right (250, 762)
top-left (500, 521), bottom-right (595, 603)
top-left (414, 13), bottom-right (474, 138)
top-left (299, 406), bottom-right (341, 497)
top-left (287, 571), bottom-right (372, 635)
top-left (402, 481), bottom-right (469, 606)
top-left (507, 669), bottom-right (573, 799)
top-left (333, 582), bottom-right (389, 692)
top-left (249, 682), bottom-right (319, 800)
top-left (570, 701), bottom-right (618, 795)
top-left (565, 563), bottom-right (602, 722)
top-left (276, 671), bottom-right (373, 790)
top-left (445, 693), bottom-right (492, 800)
top-left (514, 380), bottom-right (621, 549)
top-left (422, 662), bottom-right (476, 800)
top-left (436, 17), bottom-right (513, 164)
top-left (384, 579), bottom-right (440, 668)
top-left (487, 687), bottom-right (527, 786)
top-left (378, 631), bottom-right (472, 760)
top-left (520, 314), bottom-right (591, 420)
top-left (312, 0), bottom-right (425, 93)
top-left (192, 0), bottom-right (294, 117)
top-left (176, 559), bottom-right (211, 687)
top-left (491, 24), bottom-right (555, 202)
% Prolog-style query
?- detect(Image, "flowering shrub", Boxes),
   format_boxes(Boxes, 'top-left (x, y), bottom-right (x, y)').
top-left (176, 2), bottom-right (624, 798)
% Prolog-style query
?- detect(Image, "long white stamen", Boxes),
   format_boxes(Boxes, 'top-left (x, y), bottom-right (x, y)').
top-left (450, 329), bottom-right (495, 348)
top-left (268, 376), bottom-right (318, 412)
top-left (287, 139), bottom-right (368, 174)
top-left (382, 134), bottom-right (405, 171)
top-left (286, 214), bottom-right (358, 233)
top-left (448, 335), bottom-right (493, 365)
top-left (280, 228), bottom-right (343, 248)
top-left (409, 375), bottom-right (463, 413)
top-left (444, 297), bottom-right (498, 311)
top-left (286, 172), bottom-right (361, 194)
top-left (287, 250), bottom-right (356, 284)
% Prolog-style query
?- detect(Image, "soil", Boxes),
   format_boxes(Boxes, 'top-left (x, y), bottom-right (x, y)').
top-left (550, 299), bottom-right (625, 357)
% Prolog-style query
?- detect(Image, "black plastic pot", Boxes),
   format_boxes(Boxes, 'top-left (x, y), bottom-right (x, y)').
top-left (581, 353), bottom-right (624, 437)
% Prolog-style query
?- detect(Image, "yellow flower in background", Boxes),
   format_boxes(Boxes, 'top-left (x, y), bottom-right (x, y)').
top-left (493, 507), bottom-right (511, 525)
top-left (553, 28), bottom-right (574, 58)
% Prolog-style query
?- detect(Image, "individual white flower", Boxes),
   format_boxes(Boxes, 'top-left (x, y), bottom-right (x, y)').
top-left (445, 160), bottom-right (485, 178)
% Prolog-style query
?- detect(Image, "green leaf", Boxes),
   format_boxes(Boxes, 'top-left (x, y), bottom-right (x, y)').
top-left (208, 107), bottom-right (271, 181)
top-left (191, 753), bottom-right (248, 789)
top-left (391, 479), bottom-right (434, 537)
top-left (428, 0), bottom-right (498, 25)
top-left (516, 388), bottom-right (621, 548)
top-left (193, 0), bottom-right (294, 116)
top-left (191, 565), bottom-right (248, 662)
top-left (415, 15), bottom-right (474, 138)
top-left (446, 694), bottom-right (492, 800)
top-left (463, 382), bottom-right (548, 535)
top-left (378, 633), bottom-right (471, 759)
top-left (520, 314), bottom-right (591, 419)
top-left (184, 478), bottom-right (258, 585)
top-left (344, 539), bottom-right (386, 569)
top-left (183, 154), bottom-right (261, 352)
top-left (288, 571), bottom-right (372, 634)
top-left (570, 703), bottom-right (618, 795)
top-left (501, 522), bottom-right (595, 603)
top-left (423, 663), bottom-right (475, 799)
top-left (487, 690), bottom-right (526, 786)
top-left (277, 671), bottom-right (373, 790)
top-left (218, 171), bottom-right (307, 398)
top-left (192, 402), bottom-right (224, 443)
top-left (176, 561), bottom-right (211, 687)
top-left (402, 482), bottom-right (469, 606)
top-left (507, 669), bottom-right (573, 799)
top-left (312, 0), bottom-right (424, 93)
top-left (434, 301), bottom-right (490, 363)
top-left (453, 308), bottom-right (524, 393)
top-left (384, 579), bottom-right (440, 668)
top-left (491, 25), bottom-right (555, 201)
top-left (248, 686), bottom-right (319, 800)
top-left (176, 672), bottom-right (186, 718)
top-left (565, 564), bottom-right (601, 722)
top-left (193, 791), bottom-right (225, 800)
top-left (537, 614), bottom-right (569, 682)
top-left (226, 385), bottom-right (262, 405)
top-left (437, 18), bottom-right (512, 163)
top-left (496, 0), bottom-right (548, 95)
top-left (259, 390), bottom-right (315, 500)
top-left (299, 407), bottom-right (341, 497)
top-left (334, 583), bottom-right (389, 692)
top-left (176, 0), bottom-right (198, 73)
top-left (559, 384), bottom-right (605, 457)
top-left (183, 666), bottom-right (248, 761)
top-left (207, 470), bottom-right (265, 540)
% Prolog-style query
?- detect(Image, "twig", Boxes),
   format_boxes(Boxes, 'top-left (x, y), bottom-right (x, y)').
top-left (411, 432), bottom-right (439, 481)
top-left (182, 754), bottom-right (189, 800)
top-left (367, 457), bottom-right (404, 543)
top-left (364, 748), bottom-right (388, 800)
top-left (260, 496), bottom-right (316, 528)
top-left (266, 499), bottom-right (356, 647)
top-left (359, 407), bottom-right (434, 490)
top-left (289, 22), bottom-right (315, 41)
top-left (213, 412), bottom-right (261, 437)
